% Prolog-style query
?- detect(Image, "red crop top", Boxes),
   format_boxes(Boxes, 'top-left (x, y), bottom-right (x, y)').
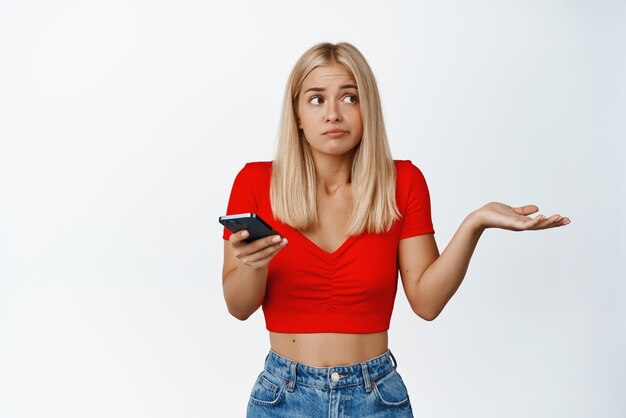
top-left (222, 160), bottom-right (434, 333)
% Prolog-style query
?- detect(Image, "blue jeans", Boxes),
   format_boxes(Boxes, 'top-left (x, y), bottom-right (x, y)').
top-left (247, 349), bottom-right (414, 417)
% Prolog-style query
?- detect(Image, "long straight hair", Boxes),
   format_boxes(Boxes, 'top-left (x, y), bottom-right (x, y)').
top-left (270, 42), bottom-right (399, 235)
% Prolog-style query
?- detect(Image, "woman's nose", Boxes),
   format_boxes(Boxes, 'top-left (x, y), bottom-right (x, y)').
top-left (325, 101), bottom-right (341, 122)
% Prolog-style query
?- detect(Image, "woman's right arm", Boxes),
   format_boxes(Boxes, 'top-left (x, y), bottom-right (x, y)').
top-left (222, 230), bottom-right (288, 320)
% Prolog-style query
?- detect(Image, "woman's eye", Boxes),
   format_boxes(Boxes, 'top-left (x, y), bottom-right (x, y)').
top-left (342, 95), bottom-right (358, 104)
top-left (309, 96), bottom-right (323, 105)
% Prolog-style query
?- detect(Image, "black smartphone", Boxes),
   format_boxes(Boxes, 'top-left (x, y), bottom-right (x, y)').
top-left (219, 213), bottom-right (278, 243)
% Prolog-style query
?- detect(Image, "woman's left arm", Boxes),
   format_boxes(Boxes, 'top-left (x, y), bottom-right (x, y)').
top-left (399, 203), bottom-right (570, 321)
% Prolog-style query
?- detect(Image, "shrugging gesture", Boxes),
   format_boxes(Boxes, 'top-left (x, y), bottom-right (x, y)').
top-left (398, 202), bottom-right (570, 321)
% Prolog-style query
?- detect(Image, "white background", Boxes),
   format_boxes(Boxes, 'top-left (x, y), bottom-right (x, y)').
top-left (1, 1), bottom-right (624, 417)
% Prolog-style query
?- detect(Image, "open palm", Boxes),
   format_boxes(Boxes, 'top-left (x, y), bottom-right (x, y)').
top-left (476, 202), bottom-right (570, 231)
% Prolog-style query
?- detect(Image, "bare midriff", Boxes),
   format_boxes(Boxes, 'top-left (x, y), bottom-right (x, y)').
top-left (269, 331), bottom-right (389, 367)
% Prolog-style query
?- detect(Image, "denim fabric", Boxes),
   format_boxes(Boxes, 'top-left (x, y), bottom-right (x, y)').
top-left (247, 349), bottom-right (414, 417)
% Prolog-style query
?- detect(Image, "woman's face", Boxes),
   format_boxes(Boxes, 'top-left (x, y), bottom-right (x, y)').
top-left (296, 63), bottom-right (363, 159)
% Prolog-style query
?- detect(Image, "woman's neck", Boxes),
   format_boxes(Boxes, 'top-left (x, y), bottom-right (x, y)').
top-left (310, 152), bottom-right (353, 194)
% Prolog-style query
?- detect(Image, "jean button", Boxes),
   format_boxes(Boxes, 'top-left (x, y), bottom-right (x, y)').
top-left (331, 372), bottom-right (340, 382)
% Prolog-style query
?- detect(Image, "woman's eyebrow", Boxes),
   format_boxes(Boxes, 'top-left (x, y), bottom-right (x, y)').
top-left (303, 84), bottom-right (358, 94)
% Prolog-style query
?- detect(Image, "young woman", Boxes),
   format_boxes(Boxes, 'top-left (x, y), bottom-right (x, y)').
top-left (221, 42), bottom-right (569, 417)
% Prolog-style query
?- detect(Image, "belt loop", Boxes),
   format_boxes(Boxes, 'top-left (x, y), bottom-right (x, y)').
top-left (388, 350), bottom-right (398, 369)
top-left (361, 362), bottom-right (372, 393)
top-left (287, 362), bottom-right (297, 392)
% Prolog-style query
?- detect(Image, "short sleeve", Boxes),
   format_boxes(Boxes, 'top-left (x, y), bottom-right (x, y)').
top-left (398, 161), bottom-right (435, 239)
top-left (222, 164), bottom-right (258, 240)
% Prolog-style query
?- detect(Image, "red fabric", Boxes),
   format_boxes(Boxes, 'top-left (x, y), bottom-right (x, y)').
top-left (222, 160), bottom-right (434, 333)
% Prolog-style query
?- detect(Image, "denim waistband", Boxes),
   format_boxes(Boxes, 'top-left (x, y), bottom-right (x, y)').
top-left (263, 349), bottom-right (398, 391)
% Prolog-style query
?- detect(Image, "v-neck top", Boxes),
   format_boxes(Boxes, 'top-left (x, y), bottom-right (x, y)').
top-left (222, 160), bottom-right (435, 333)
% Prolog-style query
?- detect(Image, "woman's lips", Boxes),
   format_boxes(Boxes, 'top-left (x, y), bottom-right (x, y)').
top-left (324, 130), bottom-right (348, 138)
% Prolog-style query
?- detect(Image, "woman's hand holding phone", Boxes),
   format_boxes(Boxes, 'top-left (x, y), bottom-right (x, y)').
top-left (229, 230), bottom-right (288, 270)
top-left (221, 214), bottom-right (287, 320)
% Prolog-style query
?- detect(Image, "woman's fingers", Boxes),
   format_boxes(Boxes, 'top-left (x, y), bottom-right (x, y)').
top-left (530, 214), bottom-right (570, 230)
top-left (230, 231), bottom-right (280, 251)
top-left (229, 230), bottom-right (288, 265)
top-left (482, 202), bottom-right (570, 231)
top-left (513, 204), bottom-right (539, 216)
top-left (245, 235), bottom-right (286, 255)
top-left (229, 230), bottom-right (250, 247)
top-left (242, 240), bottom-right (288, 264)
top-left (240, 239), bottom-right (288, 268)
top-left (516, 213), bottom-right (544, 229)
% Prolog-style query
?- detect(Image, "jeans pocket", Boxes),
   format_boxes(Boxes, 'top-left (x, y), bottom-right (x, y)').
top-left (372, 370), bottom-right (410, 406)
top-left (249, 370), bottom-right (286, 405)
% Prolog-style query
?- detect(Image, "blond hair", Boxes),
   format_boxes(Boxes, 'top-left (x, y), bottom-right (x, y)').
top-left (270, 42), bottom-right (399, 235)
